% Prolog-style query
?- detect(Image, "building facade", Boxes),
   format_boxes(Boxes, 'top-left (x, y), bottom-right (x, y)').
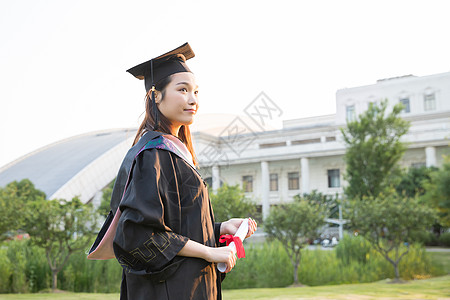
top-left (193, 72), bottom-right (450, 219)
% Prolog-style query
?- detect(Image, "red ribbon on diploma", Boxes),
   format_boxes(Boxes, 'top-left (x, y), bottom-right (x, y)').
top-left (219, 235), bottom-right (246, 258)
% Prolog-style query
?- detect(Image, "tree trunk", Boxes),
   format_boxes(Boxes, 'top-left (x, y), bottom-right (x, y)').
top-left (393, 262), bottom-right (400, 280)
top-left (52, 270), bottom-right (58, 291)
top-left (293, 263), bottom-right (299, 285)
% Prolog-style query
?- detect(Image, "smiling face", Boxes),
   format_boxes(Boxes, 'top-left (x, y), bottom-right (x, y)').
top-left (155, 72), bottom-right (199, 135)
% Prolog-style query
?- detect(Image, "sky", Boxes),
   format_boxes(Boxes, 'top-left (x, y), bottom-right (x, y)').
top-left (1, 0), bottom-right (449, 168)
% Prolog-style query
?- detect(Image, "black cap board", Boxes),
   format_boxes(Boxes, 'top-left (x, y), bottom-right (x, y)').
top-left (126, 42), bottom-right (195, 93)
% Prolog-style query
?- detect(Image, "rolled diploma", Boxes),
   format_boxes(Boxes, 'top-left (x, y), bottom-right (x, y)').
top-left (217, 219), bottom-right (249, 272)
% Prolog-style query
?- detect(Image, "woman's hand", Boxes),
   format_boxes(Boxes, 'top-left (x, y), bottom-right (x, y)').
top-left (221, 218), bottom-right (258, 238)
top-left (204, 246), bottom-right (236, 273)
top-left (178, 240), bottom-right (237, 273)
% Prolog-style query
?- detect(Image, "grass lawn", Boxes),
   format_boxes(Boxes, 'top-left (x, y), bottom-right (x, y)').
top-left (224, 275), bottom-right (450, 299)
top-left (429, 251), bottom-right (450, 274)
top-left (0, 275), bottom-right (449, 300)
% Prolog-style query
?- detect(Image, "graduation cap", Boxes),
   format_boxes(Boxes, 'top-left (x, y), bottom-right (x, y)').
top-left (126, 42), bottom-right (195, 130)
top-left (127, 42), bottom-right (195, 93)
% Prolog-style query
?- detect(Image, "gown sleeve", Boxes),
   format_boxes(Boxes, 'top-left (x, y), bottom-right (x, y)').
top-left (214, 222), bottom-right (222, 247)
top-left (113, 149), bottom-right (189, 278)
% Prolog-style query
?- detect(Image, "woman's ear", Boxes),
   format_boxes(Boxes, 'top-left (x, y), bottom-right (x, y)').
top-left (154, 91), bottom-right (162, 104)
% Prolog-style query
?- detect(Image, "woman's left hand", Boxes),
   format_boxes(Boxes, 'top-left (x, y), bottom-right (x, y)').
top-left (221, 218), bottom-right (258, 238)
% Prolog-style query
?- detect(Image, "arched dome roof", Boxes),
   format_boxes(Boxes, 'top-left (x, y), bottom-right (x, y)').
top-left (0, 128), bottom-right (136, 203)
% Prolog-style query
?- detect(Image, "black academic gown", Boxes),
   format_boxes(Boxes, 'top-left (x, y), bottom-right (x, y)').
top-left (111, 131), bottom-right (225, 300)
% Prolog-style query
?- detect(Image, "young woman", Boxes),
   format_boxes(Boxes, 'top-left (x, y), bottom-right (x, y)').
top-left (111, 43), bottom-right (257, 300)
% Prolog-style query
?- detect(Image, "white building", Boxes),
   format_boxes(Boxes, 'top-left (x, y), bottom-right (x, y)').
top-left (193, 72), bottom-right (450, 219)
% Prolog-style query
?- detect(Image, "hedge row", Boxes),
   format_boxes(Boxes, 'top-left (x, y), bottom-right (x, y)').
top-left (0, 235), bottom-right (445, 293)
top-left (222, 235), bottom-right (445, 289)
top-left (0, 240), bottom-right (121, 293)
top-left (411, 231), bottom-right (450, 247)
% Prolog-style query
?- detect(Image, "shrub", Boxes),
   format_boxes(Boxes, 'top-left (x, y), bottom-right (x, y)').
top-left (221, 241), bottom-right (292, 289)
top-left (335, 234), bottom-right (371, 265)
top-left (58, 251), bottom-right (122, 293)
top-left (0, 247), bottom-right (12, 292)
top-left (439, 232), bottom-right (450, 247)
top-left (0, 240), bottom-right (121, 293)
top-left (409, 230), bottom-right (439, 246)
top-left (222, 237), bottom-right (444, 289)
top-left (0, 237), bottom-right (445, 293)
top-left (6, 240), bottom-right (30, 293)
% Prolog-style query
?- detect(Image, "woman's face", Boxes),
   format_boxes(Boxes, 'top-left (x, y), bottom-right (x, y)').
top-left (156, 72), bottom-right (199, 128)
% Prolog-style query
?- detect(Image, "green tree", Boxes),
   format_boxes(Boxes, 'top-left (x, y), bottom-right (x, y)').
top-left (395, 165), bottom-right (441, 242)
top-left (341, 99), bottom-right (410, 200)
top-left (209, 183), bottom-right (258, 222)
top-left (23, 197), bottom-right (98, 291)
top-left (396, 165), bottom-right (437, 197)
top-left (347, 191), bottom-right (436, 282)
top-left (296, 190), bottom-right (339, 218)
top-left (97, 179), bottom-right (115, 217)
top-left (264, 199), bottom-right (327, 285)
top-left (422, 156), bottom-right (450, 227)
top-left (0, 179), bottom-right (46, 240)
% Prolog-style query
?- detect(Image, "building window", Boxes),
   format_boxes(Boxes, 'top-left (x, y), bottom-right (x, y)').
top-left (346, 105), bottom-right (355, 121)
top-left (327, 169), bottom-right (340, 188)
top-left (292, 138), bottom-right (321, 145)
top-left (242, 175), bottom-right (253, 192)
top-left (260, 142), bottom-right (287, 149)
top-left (399, 98), bottom-right (410, 113)
top-left (288, 172), bottom-right (299, 190)
top-left (270, 173), bottom-right (278, 191)
top-left (424, 93), bottom-right (436, 111)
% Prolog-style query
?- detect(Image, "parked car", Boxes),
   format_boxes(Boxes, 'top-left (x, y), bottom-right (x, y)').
top-left (321, 236), bottom-right (339, 247)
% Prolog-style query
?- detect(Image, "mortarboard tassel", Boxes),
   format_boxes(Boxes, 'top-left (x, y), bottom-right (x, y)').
top-left (151, 85), bottom-right (159, 131)
top-left (150, 59), bottom-right (159, 131)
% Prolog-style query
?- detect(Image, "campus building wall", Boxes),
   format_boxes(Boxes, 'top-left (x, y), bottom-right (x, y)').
top-left (194, 72), bottom-right (450, 219)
